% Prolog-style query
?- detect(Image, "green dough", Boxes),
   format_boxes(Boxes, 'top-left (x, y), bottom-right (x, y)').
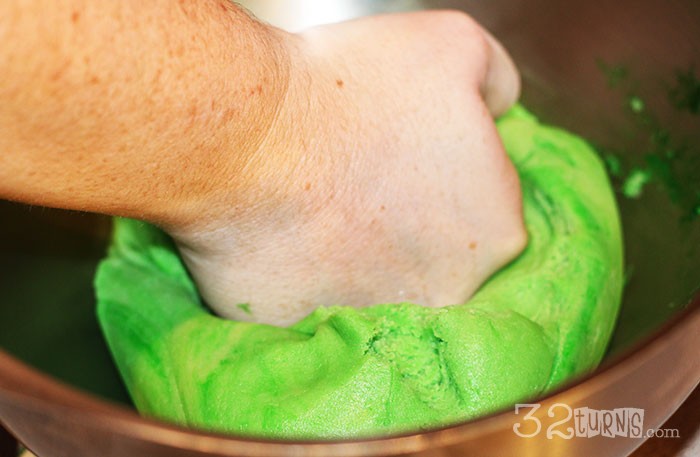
top-left (95, 106), bottom-right (623, 439)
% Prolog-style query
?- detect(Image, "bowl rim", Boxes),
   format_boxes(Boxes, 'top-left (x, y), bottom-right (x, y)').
top-left (0, 293), bottom-right (699, 456)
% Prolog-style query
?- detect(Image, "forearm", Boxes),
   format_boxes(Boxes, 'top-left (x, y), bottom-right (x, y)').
top-left (0, 0), bottom-right (291, 227)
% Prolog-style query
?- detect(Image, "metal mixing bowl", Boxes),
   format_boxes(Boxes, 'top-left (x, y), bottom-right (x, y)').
top-left (1, 1), bottom-right (698, 456)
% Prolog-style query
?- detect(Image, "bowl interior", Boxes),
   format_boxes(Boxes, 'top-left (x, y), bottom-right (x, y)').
top-left (1, 0), bottom-right (698, 414)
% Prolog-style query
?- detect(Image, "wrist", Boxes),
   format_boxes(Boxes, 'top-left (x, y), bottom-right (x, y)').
top-left (159, 8), bottom-right (297, 234)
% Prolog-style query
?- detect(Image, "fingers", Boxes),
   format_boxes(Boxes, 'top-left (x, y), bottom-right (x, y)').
top-left (480, 31), bottom-right (521, 117)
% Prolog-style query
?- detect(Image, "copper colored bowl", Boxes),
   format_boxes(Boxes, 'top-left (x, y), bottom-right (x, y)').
top-left (1, 0), bottom-right (699, 456)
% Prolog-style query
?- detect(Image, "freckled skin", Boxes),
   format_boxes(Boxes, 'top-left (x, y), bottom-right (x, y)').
top-left (0, 2), bottom-right (524, 326)
top-left (0, 0), bottom-right (287, 226)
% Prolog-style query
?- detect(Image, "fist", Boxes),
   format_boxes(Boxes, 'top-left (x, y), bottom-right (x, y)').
top-left (172, 11), bottom-right (526, 326)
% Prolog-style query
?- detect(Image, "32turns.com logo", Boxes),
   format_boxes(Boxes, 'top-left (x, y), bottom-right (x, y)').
top-left (512, 404), bottom-right (680, 440)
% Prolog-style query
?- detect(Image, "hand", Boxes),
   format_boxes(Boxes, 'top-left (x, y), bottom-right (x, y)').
top-left (170, 11), bottom-right (526, 326)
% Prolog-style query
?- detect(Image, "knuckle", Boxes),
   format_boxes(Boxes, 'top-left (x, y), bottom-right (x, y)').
top-left (421, 10), bottom-right (491, 78)
top-left (432, 10), bottom-right (481, 35)
top-left (434, 10), bottom-right (488, 47)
